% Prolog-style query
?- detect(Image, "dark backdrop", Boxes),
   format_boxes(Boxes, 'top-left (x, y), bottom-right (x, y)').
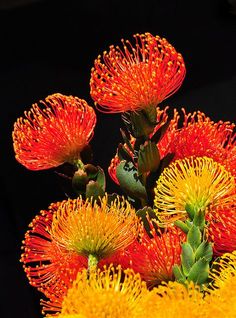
top-left (0, 0), bottom-right (235, 317)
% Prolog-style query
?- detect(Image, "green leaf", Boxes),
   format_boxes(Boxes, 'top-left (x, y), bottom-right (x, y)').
top-left (72, 169), bottom-right (89, 192)
top-left (137, 141), bottom-right (160, 174)
top-left (193, 209), bottom-right (205, 231)
top-left (185, 203), bottom-right (195, 220)
top-left (120, 128), bottom-right (134, 153)
top-left (117, 143), bottom-right (133, 162)
top-left (181, 243), bottom-right (195, 276)
top-left (158, 152), bottom-right (175, 174)
top-left (129, 111), bottom-right (156, 138)
top-left (95, 166), bottom-right (106, 191)
top-left (143, 104), bottom-right (157, 125)
top-left (174, 220), bottom-right (190, 234)
top-left (85, 181), bottom-right (105, 201)
top-left (173, 265), bottom-right (186, 284)
top-left (187, 224), bottom-right (202, 251)
top-left (151, 120), bottom-right (170, 144)
top-left (187, 257), bottom-right (209, 285)
top-left (195, 241), bottom-right (213, 262)
top-left (116, 160), bottom-right (148, 201)
top-left (136, 207), bottom-right (158, 237)
top-left (84, 164), bottom-right (99, 179)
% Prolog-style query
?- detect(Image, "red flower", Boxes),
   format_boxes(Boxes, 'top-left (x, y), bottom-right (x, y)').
top-left (207, 204), bottom-right (236, 256)
top-left (90, 32), bottom-right (186, 113)
top-left (168, 109), bottom-right (236, 177)
top-left (12, 93), bottom-right (97, 170)
top-left (21, 195), bottom-right (141, 315)
top-left (125, 220), bottom-right (185, 288)
top-left (20, 202), bottom-right (87, 314)
top-left (108, 108), bottom-right (236, 185)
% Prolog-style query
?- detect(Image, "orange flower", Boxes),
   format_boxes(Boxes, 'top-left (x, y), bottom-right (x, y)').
top-left (207, 205), bottom-right (236, 256)
top-left (126, 220), bottom-right (185, 288)
top-left (90, 32), bottom-right (186, 113)
top-left (12, 93), bottom-right (96, 170)
top-left (168, 109), bottom-right (236, 177)
top-left (49, 194), bottom-right (140, 261)
top-left (20, 202), bottom-right (87, 313)
top-left (21, 195), bottom-right (141, 315)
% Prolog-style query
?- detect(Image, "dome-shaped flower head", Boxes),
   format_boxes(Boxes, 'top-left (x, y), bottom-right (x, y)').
top-left (90, 32), bottom-right (186, 113)
top-left (146, 281), bottom-right (205, 318)
top-left (206, 205), bottom-right (236, 256)
top-left (49, 265), bottom-right (151, 318)
top-left (50, 194), bottom-right (140, 263)
top-left (204, 251), bottom-right (236, 316)
top-left (167, 109), bottom-right (236, 177)
top-left (12, 93), bottom-right (97, 170)
top-left (21, 195), bottom-right (141, 315)
top-left (20, 201), bottom-right (88, 313)
top-left (154, 156), bottom-right (236, 226)
top-left (126, 220), bottom-right (185, 288)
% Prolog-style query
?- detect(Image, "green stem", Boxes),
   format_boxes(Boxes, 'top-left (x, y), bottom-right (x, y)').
top-left (72, 158), bottom-right (84, 170)
top-left (88, 254), bottom-right (98, 272)
top-left (174, 207), bottom-right (213, 289)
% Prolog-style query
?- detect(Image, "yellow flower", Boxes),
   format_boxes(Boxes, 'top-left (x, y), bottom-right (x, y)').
top-left (154, 156), bottom-right (236, 226)
top-left (50, 194), bottom-right (140, 261)
top-left (204, 251), bottom-right (236, 317)
top-left (145, 281), bottom-right (205, 318)
top-left (54, 266), bottom-right (150, 318)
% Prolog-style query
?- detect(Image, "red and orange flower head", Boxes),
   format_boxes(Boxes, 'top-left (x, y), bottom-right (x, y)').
top-left (206, 205), bottom-right (236, 256)
top-left (154, 156), bottom-right (236, 226)
top-left (21, 195), bottom-right (141, 315)
top-left (12, 93), bottom-right (97, 170)
top-left (168, 109), bottom-right (236, 177)
top-left (90, 32), bottom-right (186, 113)
top-left (20, 201), bottom-right (88, 313)
top-left (126, 219), bottom-right (185, 288)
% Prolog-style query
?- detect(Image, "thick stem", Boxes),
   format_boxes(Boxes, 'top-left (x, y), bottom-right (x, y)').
top-left (88, 254), bottom-right (98, 272)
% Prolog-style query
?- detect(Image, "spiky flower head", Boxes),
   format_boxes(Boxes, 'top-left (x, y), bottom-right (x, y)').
top-left (146, 280), bottom-right (205, 318)
top-left (126, 219), bottom-right (185, 288)
top-left (204, 251), bottom-right (236, 316)
top-left (90, 32), bottom-right (186, 113)
top-left (50, 194), bottom-right (140, 261)
top-left (168, 109), bottom-right (236, 177)
top-left (51, 265), bottom-right (150, 318)
top-left (154, 156), bottom-right (236, 226)
top-left (206, 205), bottom-right (236, 256)
top-left (20, 202), bottom-right (87, 312)
top-left (12, 93), bottom-right (96, 170)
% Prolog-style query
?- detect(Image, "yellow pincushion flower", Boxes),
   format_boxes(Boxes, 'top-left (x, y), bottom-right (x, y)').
top-left (154, 156), bottom-right (236, 226)
top-left (147, 281), bottom-right (205, 318)
top-left (50, 194), bottom-right (140, 263)
top-left (53, 266), bottom-right (150, 318)
top-left (203, 251), bottom-right (236, 316)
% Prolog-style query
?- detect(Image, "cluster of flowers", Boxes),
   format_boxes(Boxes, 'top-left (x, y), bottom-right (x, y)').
top-left (12, 33), bottom-right (236, 317)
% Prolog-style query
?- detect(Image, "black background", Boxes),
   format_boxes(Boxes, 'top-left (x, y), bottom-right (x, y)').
top-left (0, 0), bottom-right (235, 317)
